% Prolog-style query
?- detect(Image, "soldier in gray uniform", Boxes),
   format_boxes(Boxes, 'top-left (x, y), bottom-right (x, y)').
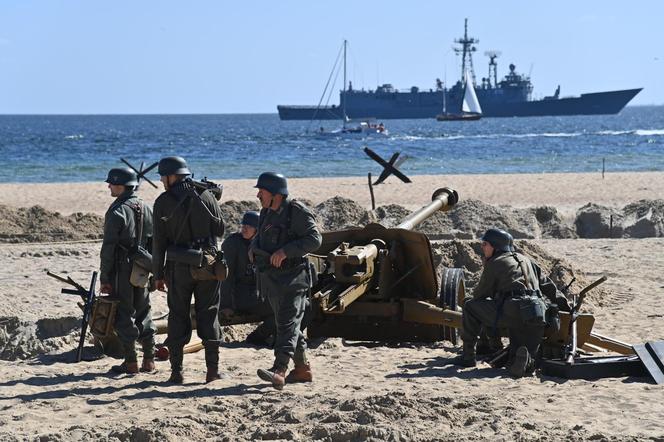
top-left (220, 211), bottom-right (276, 346)
top-left (152, 156), bottom-right (225, 384)
top-left (100, 167), bottom-right (156, 374)
top-left (453, 228), bottom-right (565, 378)
top-left (251, 172), bottom-right (322, 390)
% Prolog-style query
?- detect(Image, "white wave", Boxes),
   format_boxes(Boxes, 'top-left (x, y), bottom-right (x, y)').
top-left (510, 132), bottom-right (582, 138)
top-left (596, 130), bottom-right (632, 136)
top-left (635, 129), bottom-right (664, 136)
top-left (394, 129), bottom-right (662, 142)
top-left (64, 134), bottom-right (84, 140)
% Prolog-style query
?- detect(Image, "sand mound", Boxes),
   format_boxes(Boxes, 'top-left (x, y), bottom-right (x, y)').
top-left (4, 197), bottom-right (663, 244)
top-left (574, 199), bottom-right (664, 238)
top-left (0, 316), bottom-right (81, 360)
top-left (315, 197), bottom-right (367, 231)
top-left (0, 205), bottom-right (103, 243)
top-left (367, 204), bottom-right (412, 228)
top-left (621, 199), bottom-right (664, 238)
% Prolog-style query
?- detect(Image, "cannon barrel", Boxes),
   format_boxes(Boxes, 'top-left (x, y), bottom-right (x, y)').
top-left (396, 187), bottom-right (459, 231)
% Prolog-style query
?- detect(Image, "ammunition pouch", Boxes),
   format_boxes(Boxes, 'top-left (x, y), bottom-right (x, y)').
top-left (517, 295), bottom-right (547, 327)
top-left (129, 245), bottom-right (152, 270)
top-left (90, 296), bottom-right (119, 339)
top-left (129, 246), bottom-right (152, 288)
top-left (166, 245), bottom-right (204, 266)
top-left (130, 263), bottom-right (150, 288)
top-left (190, 250), bottom-right (228, 282)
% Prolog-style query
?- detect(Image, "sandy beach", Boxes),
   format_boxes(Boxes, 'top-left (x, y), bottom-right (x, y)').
top-left (0, 171), bottom-right (663, 441)
top-left (5, 171), bottom-right (664, 216)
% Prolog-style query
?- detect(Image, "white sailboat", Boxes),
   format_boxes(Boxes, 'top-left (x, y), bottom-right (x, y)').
top-left (315, 41), bottom-right (388, 136)
top-left (436, 70), bottom-right (482, 121)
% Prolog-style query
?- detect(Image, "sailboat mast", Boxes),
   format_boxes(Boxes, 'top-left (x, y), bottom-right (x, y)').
top-left (343, 39), bottom-right (347, 122)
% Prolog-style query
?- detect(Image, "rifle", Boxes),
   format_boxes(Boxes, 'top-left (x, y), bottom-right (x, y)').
top-left (46, 271), bottom-right (98, 362)
top-left (189, 177), bottom-right (224, 201)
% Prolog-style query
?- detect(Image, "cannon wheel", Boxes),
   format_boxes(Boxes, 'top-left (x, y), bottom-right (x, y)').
top-left (439, 267), bottom-right (465, 345)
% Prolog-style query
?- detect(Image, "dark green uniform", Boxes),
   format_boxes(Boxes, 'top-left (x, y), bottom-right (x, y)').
top-left (221, 232), bottom-right (275, 342)
top-left (254, 199), bottom-right (321, 369)
top-left (100, 189), bottom-right (156, 362)
top-left (152, 179), bottom-right (224, 372)
top-left (461, 251), bottom-right (557, 359)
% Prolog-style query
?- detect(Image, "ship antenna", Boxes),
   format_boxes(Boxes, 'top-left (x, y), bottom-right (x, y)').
top-left (454, 18), bottom-right (479, 86)
top-left (484, 50), bottom-right (501, 88)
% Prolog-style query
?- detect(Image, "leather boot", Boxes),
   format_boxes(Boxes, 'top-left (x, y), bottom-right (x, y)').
top-left (285, 363), bottom-right (312, 383)
top-left (167, 346), bottom-right (184, 384)
top-left (257, 365), bottom-right (287, 390)
top-left (111, 361), bottom-right (139, 374)
top-left (141, 338), bottom-right (156, 372)
top-left (112, 341), bottom-right (139, 374)
top-left (206, 367), bottom-right (228, 383)
top-left (167, 371), bottom-right (184, 384)
top-left (508, 346), bottom-right (532, 378)
top-left (451, 342), bottom-right (477, 367)
top-left (141, 358), bottom-right (156, 373)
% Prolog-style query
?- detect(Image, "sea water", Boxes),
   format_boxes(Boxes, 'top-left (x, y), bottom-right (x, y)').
top-left (1, 106), bottom-right (663, 183)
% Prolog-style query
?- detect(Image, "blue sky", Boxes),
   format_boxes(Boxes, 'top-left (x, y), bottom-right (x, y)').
top-left (0, 1), bottom-right (661, 114)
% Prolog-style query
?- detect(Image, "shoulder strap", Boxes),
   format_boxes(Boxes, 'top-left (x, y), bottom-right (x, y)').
top-left (513, 253), bottom-right (534, 291)
top-left (124, 200), bottom-right (143, 248)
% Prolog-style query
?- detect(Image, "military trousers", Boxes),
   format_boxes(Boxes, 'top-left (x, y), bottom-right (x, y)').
top-left (113, 262), bottom-right (156, 360)
top-left (461, 297), bottom-right (544, 357)
top-left (259, 266), bottom-right (309, 368)
top-left (166, 262), bottom-right (221, 369)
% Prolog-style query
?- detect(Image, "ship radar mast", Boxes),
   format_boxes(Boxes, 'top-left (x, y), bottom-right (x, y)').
top-left (484, 50), bottom-right (501, 88)
top-left (454, 18), bottom-right (479, 85)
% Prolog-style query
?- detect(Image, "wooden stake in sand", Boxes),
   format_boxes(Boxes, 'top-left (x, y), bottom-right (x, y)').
top-left (368, 173), bottom-right (376, 210)
top-left (602, 158), bottom-right (605, 179)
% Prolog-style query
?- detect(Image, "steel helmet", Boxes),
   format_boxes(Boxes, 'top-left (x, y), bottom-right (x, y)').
top-left (105, 167), bottom-right (138, 186)
top-left (157, 156), bottom-right (191, 176)
top-left (480, 228), bottom-right (514, 252)
top-left (241, 211), bottom-right (260, 228)
top-left (254, 172), bottom-right (288, 196)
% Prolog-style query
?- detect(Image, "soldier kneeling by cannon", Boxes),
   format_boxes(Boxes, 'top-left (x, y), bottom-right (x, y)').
top-left (452, 228), bottom-right (570, 377)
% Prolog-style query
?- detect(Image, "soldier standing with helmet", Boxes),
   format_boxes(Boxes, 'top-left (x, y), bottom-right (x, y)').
top-left (251, 172), bottom-right (322, 390)
top-left (100, 167), bottom-right (156, 374)
top-left (453, 228), bottom-right (566, 378)
top-left (152, 156), bottom-right (225, 384)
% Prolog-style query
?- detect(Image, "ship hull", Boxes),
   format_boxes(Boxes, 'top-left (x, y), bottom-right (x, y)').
top-left (277, 88), bottom-right (642, 120)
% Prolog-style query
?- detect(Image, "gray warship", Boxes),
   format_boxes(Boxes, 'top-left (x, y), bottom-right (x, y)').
top-left (277, 19), bottom-right (642, 120)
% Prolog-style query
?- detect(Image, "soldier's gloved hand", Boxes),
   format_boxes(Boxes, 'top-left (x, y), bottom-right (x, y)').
top-left (155, 279), bottom-right (168, 292)
top-left (270, 249), bottom-right (287, 268)
top-left (100, 283), bottom-right (112, 294)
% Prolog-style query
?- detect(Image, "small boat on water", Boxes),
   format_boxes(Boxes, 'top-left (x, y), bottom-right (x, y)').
top-left (317, 119), bottom-right (388, 136)
top-left (312, 40), bottom-right (389, 136)
top-left (436, 70), bottom-right (482, 121)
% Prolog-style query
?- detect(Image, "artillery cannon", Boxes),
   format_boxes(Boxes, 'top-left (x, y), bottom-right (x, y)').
top-left (306, 187), bottom-right (465, 342)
